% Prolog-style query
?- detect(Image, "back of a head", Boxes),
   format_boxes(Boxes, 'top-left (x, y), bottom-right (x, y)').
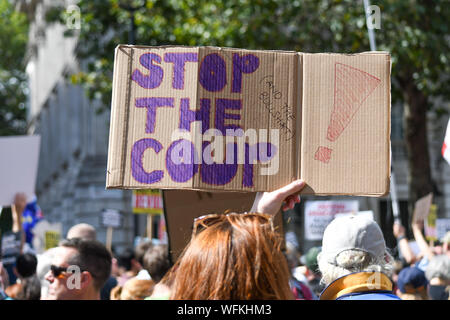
top-left (425, 254), bottom-right (450, 282)
top-left (60, 238), bottom-right (112, 291)
top-left (166, 213), bottom-right (293, 300)
top-left (16, 253), bottom-right (38, 278)
top-left (318, 215), bottom-right (393, 285)
top-left (143, 244), bottom-right (171, 283)
top-left (111, 277), bottom-right (154, 300)
top-left (301, 247), bottom-right (321, 274)
top-left (134, 241), bottom-right (153, 267)
top-left (118, 248), bottom-right (135, 271)
top-left (67, 223), bottom-right (97, 241)
top-left (16, 275), bottom-right (41, 300)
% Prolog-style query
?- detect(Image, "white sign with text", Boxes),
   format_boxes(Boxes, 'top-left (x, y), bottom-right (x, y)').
top-left (304, 200), bottom-right (359, 240)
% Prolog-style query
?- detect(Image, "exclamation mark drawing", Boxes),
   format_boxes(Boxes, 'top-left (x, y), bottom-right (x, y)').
top-left (314, 63), bottom-right (381, 163)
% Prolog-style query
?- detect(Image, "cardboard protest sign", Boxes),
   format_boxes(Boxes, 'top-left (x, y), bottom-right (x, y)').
top-left (101, 209), bottom-right (122, 228)
top-left (132, 189), bottom-right (164, 214)
top-left (0, 135), bottom-right (41, 206)
top-left (162, 190), bottom-right (284, 263)
top-left (106, 45), bottom-right (390, 195)
top-left (304, 200), bottom-right (359, 240)
top-left (101, 209), bottom-right (122, 251)
top-left (412, 193), bottom-right (433, 222)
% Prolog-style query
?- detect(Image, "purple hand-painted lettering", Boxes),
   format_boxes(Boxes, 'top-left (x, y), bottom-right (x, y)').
top-left (215, 99), bottom-right (242, 134)
top-left (131, 138), bottom-right (164, 184)
top-left (200, 142), bottom-right (238, 185)
top-left (258, 142), bottom-right (276, 163)
top-left (135, 97), bottom-right (174, 133)
top-left (131, 53), bottom-right (164, 89)
top-left (179, 98), bottom-right (210, 133)
top-left (164, 52), bottom-right (198, 89)
top-left (232, 53), bottom-right (260, 93)
top-left (199, 53), bottom-right (227, 92)
top-left (166, 139), bottom-right (199, 182)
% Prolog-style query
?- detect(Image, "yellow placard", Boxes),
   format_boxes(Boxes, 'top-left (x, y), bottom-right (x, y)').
top-left (132, 189), bottom-right (164, 215)
top-left (45, 231), bottom-right (60, 250)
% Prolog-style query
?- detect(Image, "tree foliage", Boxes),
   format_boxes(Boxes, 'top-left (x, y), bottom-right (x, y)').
top-left (46, 0), bottom-right (450, 111)
top-left (0, 0), bottom-right (29, 136)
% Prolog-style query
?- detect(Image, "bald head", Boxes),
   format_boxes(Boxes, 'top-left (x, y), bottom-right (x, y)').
top-left (67, 223), bottom-right (97, 241)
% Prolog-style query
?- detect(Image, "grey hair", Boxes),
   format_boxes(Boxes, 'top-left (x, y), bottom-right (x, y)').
top-left (318, 249), bottom-right (395, 286)
top-left (425, 255), bottom-right (450, 281)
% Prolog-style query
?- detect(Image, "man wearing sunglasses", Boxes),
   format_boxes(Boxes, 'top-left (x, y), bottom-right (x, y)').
top-left (44, 238), bottom-right (112, 300)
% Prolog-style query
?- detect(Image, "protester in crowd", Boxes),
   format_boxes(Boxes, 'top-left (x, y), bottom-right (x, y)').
top-left (317, 215), bottom-right (400, 300)
top-left (395, 266), bottom-right (428, 300)
top-left (142, 244), bottom-right (171, 283)
top-left (66, 223), bottom-right (96, 241)
top-left (410, 215), bottom-right (448, 273)
top-left (110, 277), bottom-right (155, 300)
top-left (425, 254), bottom-right (450, 300)
top-left (118, 244), bottom-right (170, 300)
top-left (1, 193), bottom-right (27, 285)
top-left (115, 248), bottom-right (140, 286)
top-left (66, 222), bottom-right (117, 300)
top-left (110, 251), bottom-right (121, 279)
top-left (390, 259), bottom-right (404, 294)
top-left (133, 240), bottom-right (153, 280)
top-left (299, 246), bottom-right (324, 297)
top-left (43, 238), bottom-right (111, 300)
top-left (5, 253), bottom-right (40, 300)
top-left (393, 221), bottom-right (417, 266)
top-left (285, 245), bottom-right (316, 300)
top-left (161, 179), bottom-right (305, 300)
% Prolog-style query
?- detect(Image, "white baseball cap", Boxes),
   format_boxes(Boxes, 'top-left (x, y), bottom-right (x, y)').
top-left (321, 215), bottom-right (386, 264)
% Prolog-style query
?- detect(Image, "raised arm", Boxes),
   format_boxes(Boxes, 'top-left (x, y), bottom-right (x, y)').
top-left (11, 193), bottom-right (27, 254)
top-left (393, 221), bottom-right (416, 265)
top-left (411, 217), bottom-right (434, 261)
top-left (250, 179), bottom-right (306, 216)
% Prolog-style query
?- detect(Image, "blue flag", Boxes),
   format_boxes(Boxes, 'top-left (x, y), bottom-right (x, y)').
top-left (22, 197), bottom-right (43, 247)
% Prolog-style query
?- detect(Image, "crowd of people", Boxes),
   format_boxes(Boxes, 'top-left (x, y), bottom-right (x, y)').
top-left (0, 179), bottom-right (449, 300)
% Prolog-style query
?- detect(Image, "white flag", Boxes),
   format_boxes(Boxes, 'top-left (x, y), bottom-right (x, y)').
top-left (443, 118), bottom-right (450, 165)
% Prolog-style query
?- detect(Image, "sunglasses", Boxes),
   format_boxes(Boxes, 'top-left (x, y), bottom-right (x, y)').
top-left (50, 265), bottom-right (86, 279)
top-left (192, 212), bottom-right (274, 238)
top-left (50, 265), bottom-right (70, 279)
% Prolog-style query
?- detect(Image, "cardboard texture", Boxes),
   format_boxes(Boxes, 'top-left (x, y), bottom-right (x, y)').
top-left (162, 190), bottom-right (284, 262)
top-left (107, 45), bottom-right (391, 195)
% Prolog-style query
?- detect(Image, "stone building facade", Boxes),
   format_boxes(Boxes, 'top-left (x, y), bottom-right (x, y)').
top-left (20, 0), bottom-right (136, 253)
